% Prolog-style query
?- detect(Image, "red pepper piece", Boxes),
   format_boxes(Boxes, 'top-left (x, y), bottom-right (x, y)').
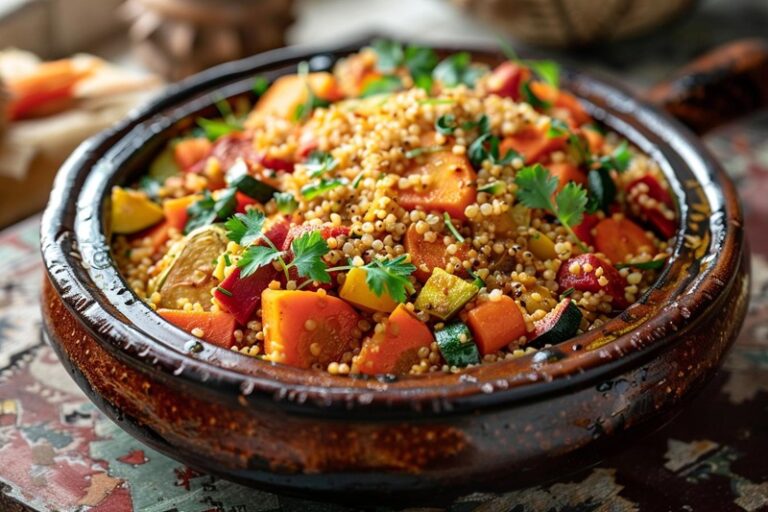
top-left (557, 254), bottom-right (628, 309)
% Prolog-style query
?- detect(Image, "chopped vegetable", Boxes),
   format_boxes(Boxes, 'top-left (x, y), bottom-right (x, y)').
top-left (530, 298), bottom-right (582, 348)
top-left (435, 322), bottom-right (480, 367)
top-left (274, 192), bottom-right (299, 214)
top-left (152, 225), bottom-right (229, 309)
top-left (557, 254), bottom-right (628, 308)
top-left (572, 212), bottom-right (601, 246)
top-left (500, 127), bottom-right (566, 164)
top-left (549, 162), bottom-right (587, 192)
top-left (354, 305), bottom-right (434, 375)
top-left (173, 137), bottom-right (212, 169)
top-left (415, 268), bottom-right (479, 320)
top-left (158, 309), bottom-right (236, 348)
top-left (468, 133), bottom-right (519, 168)
top-left (163, 195), bottom-right (200, 232)
top-left (252, 72), bottom-right (341, 120)
top-left (528, 230), bottom-right (557, 260)
top-left (486, 61), bottom-right (531, 101)
top-left (405, 223), bottom-right (467, 283)
top-left (360, 75), bottom-right (403, 97)
top-left (587, 166), bottom-right (616, 213)
top-left (110, 187), bottom-right (164, 234)
top-left (184, 189), bottom-right (236, 234)
top-left (466, 296), bottom-right (527, 355)
top-left (594, 216), bottom-right (654, 264)
top-left (339, 267), bottom-right (398, 312)
top-left (398, 151), bottom-right (477, 219)
top-left (261, 289), bottom-right (361, 369)
top-left (626, 175), bottom-right (676, 239)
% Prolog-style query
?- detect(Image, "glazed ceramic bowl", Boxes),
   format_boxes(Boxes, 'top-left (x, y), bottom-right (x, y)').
top-left (40, 37), bottom-right (758, 501)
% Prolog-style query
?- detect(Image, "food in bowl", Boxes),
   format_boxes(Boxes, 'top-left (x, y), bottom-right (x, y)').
top-left (110, 40), bottom-right (676, 377)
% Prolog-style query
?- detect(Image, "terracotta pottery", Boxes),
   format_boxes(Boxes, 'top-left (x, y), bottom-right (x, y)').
top-left (40, 37), bottom-right (766, 502)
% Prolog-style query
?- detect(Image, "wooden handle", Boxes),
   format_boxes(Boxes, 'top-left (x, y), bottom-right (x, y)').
top-left (646, 38), bottom-right (768, 134)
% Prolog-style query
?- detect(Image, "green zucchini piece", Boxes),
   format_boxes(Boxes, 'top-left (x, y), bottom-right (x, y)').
top-left (435, 322), bottom-right (480, 367)
top-left (530, 297), bottom-right (582, 348)
top-left (414, 268), bottom-right (479, 320)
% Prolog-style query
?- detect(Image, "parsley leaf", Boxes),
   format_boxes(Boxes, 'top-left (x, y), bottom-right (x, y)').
top-left (291, 230), bottom-right (331, 283)
top-left (363, 255), bottom-right (415, 303)
top-left (304, 151), bottom-right (338, 177)
top-left (527, 60), bottom-right (560, 87)
top-left (360, 75), bottom-right (403, 97)
top-left (197, 118), bottom-right (241, 141)
top-left (239, 245), bottom-right (281, 277)
top-left (587, 166), bottom-right (616, 213)
top-left (224, 210), bottom-right (266, 247)
top-left (468, 133), bottom-right (519, 168)
top-left (598, 140), bottom-right (632, 173)
top-left (433, 52), bottom-right (486, 88)
top-left (436, 114), bottom-right (457, 135)
top-left (371, 39), bottom-right (404, 72)
top-left (405, 45), bottom-right (438, 91)
top-left (274, 192), bottom-right (298, 214)
top-left (301, 177), bottom-right (347, 200)
top-left (184, 189), bottom-right (237, 234)
top-left (514, 164), bottom-right (589, 251)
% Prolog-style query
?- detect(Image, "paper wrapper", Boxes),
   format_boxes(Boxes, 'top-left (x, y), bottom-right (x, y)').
top-left (0, 50), bottom-right (162, 226)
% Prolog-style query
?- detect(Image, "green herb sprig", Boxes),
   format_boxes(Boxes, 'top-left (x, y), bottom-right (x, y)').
top-left (514, 164), bottom-right (589, 252)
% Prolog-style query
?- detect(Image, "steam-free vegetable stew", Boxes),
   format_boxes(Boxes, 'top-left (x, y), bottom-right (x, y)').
top-left (111, 41), bottom-right (676, 376)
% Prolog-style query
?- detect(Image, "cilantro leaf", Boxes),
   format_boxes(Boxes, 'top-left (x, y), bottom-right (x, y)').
top-left (363, 255), bottom-right (415, 303)
top-left (520, 81), bottom-right (551, 109)
top-left (239, 245), bottom-right (281, 278)
top-left (225, 210), bottom-right (266, 246)
top-left (360, 74), bottom-right (403, 97)
top-left (304, 151), bottom-right (338, 177)
top-left (600, 140), bottom-right (632, 173)
top-left (404, 45), bottom-right (438, 77)
top-left (468, 133), bottom-right (519, 168)
top-left (252, 76), bottom-right (269, 96)
top-left (301, 177), bottom-right (347, 200)
top-left (290, 230), bottom-right (331, 283)
top-left (556, 182), bottom-right (588, 228)
top-left (274, 192), bottom-right (298, 214)
top-left (371, 39), bottom-right (404, 72)
top-left (514, 164), bottom-right (557, 211)
top-left (197, 118), bottom-right (241, 141)
top-left (515, 164), bottom-right (588, 251)
top-left (433, 52), bottom-right (486, 88)
top-left (527, 60), bottom-right (560, 87)
top-left (184, 189), bottom-right (237, 234)
top-left (436, 114), bottom-right (457, 135)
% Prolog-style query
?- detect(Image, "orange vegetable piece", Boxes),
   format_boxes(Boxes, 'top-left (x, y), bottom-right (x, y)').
top-left (467, 296), bottom-right (527, 355)
top-left (261, 289), bottom-right (361, 369)
top-left (500, 127), bottom-right (566, 164)
top-left (158, 309), bottom-right (236, 349)
top-left (173, 138), bottom-right (212, 170)
top-left (251, 73), bottom-right (343, 120)
top-left (548, 162), bottom-right (587, 192)
top-left (398, 151), bottom-right (477, 219)
top-left (354, 305), bottom-right (434, 376)
top-left (582, 128), bottom-right (604, 153)
top-left (529, 82), bottom-right (591, 126)
top-left (163, 195), bottom-right (199, 232)
top-left (594, 216), bottom-right (655, 263)
top-left (404, 223), bottom-right (467, 283)
top-left (5, 59), bottom-right (95, 120)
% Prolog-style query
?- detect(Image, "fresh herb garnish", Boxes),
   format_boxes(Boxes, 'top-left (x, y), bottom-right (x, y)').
top-left (360, 75), bottom-right (403, 97)
top-left (433, 52), bottom-right (486, 88)
top-left (301, 177), bottom-right (347, 200)
top-left (468, 133), bottom-right (519, 167)
top-left (546, 118), bottom-right (590, 164)
top-left (466, 267), bottom-right (485, 288)
top-left (290, 230), bottom-right (332, 283)
top-left (351, 172), bottom-right (365, 189)
top-left (436, 114), bottom-right (457, 135)
top-left (615, 258), bottom-right (667, 270)
top-left (225, 209), bottom-right (266, 247)
top-left (304, 150), bottom-right (338, 177)
top-left (359, 255), bottom-right (415, 303)
top-left (527, 60), bottom-right (560, 88)
top-left (587, 166), bottom-right (616, 213)
top-left (514, 164), bottom-right (589, 251)
top-left (370, 40), bottom-right (438, 92)
top-left (252, 76), bottom-right (269, 96)
top-left (216, 286), bottom-right (233, 297)
top-left (463, 114), bottom-right (491, 134)
top-left (184, 189), bottom-right (237, 234)
top-left (371, 39), bottom-right (404, 71)
top-left (443, 213), bottom-right (466, 243)
top-left (197, 118), bottom-right (241, 140)
top-left (598, 140), bottom-right (632, 173)
top-left (478, 181), bottom-right (505, 195)
top-left (274, 192), bottom-right (298, 214)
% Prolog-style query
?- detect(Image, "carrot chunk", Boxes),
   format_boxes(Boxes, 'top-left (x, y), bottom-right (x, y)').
top-left (548, 162), bottom-right (587, 192)
top-left (163, 195), bottom-right (199, 232)
top-left (251, 73), bottom-right (343, 120)
top-left (353, 305), bottom-right (434, 376)
top-left (594, 216), bottom-right (655, 263)
top-left (500, 127), bottom-right (566, 164)
top-left (466, 296), bottom-right (527, 355)
top-left (173, 138), bottom-right (212, 170)
top-left (158, 309), bottom-right (236, 348)
top-left (262, 290), bottom-right (361, 369)
top-left (398, 151), bottom-right (477, 219)
top-left (529, 82), bottom-right (592, 126)
top-left (404, 223), bottom-right (467, 283)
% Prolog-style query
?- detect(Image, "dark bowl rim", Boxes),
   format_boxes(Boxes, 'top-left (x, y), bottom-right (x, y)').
top-left (40, 34), bottom-right (745, 415)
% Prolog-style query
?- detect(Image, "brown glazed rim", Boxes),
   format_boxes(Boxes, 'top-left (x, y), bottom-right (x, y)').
top-left (40, 35), bottom-right (744, 416)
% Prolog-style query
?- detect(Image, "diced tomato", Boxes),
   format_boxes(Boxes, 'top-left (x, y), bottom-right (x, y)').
top-left (572, 212), bottom-right (601, 246)
top-left (557, 254), bottom-right (628, 309)
top-left (487, 61), bottom-right (531, 101)
top-left (594, 216), bottom-right (655, 263)
top-left (626, 176), bottom-right (677, 239)
top-left (404, 223), bottom-right (468, 282)
top-left (258, 154), bottom-right (295, 173)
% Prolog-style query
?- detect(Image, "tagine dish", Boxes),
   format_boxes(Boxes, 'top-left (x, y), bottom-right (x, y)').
top-left (110, 40), bottom-right (677, 377)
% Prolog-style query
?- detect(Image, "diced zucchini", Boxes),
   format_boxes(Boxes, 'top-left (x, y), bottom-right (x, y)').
top-left (530, 297), bottom-right (582, 348)
top-left (435, 322), bottom-right (480, 367)
top-left (414, 268), bottom-right (479, 320)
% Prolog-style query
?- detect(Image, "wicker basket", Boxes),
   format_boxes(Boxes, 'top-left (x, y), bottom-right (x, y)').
top-left (453, 0), bottom-right (698, 47)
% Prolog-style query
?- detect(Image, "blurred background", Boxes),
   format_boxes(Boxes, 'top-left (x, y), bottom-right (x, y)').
top-left (1, 0), bottom-right (767, 227)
